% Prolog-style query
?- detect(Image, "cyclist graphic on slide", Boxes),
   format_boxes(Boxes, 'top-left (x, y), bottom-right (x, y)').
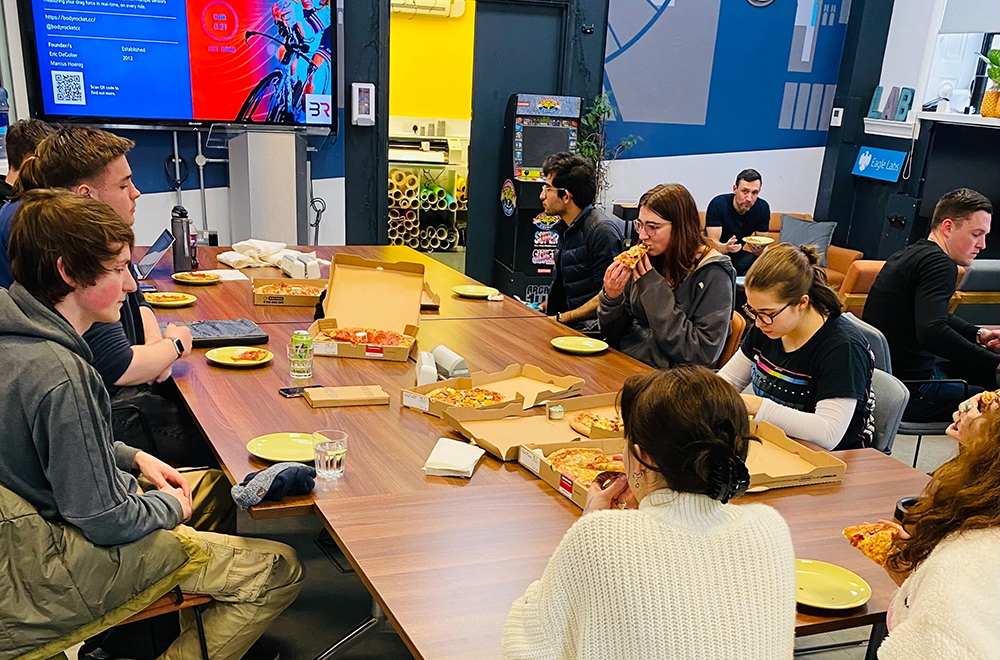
top-left (236, 0), bottom-right (332, 124)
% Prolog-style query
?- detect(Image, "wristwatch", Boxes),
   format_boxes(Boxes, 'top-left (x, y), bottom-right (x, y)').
top-left (556, 312), bottom-right (563, 323)
top-left (170, 337), bottom-right (185, 357)
top-left (976, 328), bottom-right (985, 346)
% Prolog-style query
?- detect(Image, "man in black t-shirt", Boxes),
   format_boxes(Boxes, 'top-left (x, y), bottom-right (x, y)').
top-left (705, 169), bottom-right (771, 275)
top-left (864, 188), bottom-right (999, 422)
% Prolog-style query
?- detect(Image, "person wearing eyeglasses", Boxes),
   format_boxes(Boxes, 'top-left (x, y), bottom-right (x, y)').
top-left (718, 243), bottom-right (876, 450)
top-left (598, 183), bottom-right (736, 369)
top-left (538, 153), bottom-right (624, 331)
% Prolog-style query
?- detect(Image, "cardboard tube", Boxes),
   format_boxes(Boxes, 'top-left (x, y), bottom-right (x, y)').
top-left (448, 201), bottom-right (458, 211)
top-left (405, 174), bottom-right (419, 190)
top-left (435, 226), bottom-right (448, 239)
top-left (392, 189), bottom-right (403, 200)
top-left (436, 198), bottom-right (448, 210)
top-left (405, 210), bottom-right (417, 221)
top-left (389, 208), bottom-right (400, 220)
top-left (407, 236), bottom-right (419, 248)
top-left (390, 169), bottom-right (406, 184)
top-left (403, 218), bottom-right (415, 230)
top-left (421, 199), bottom-right (432, 210)
top-left (388, 228), bottom-right (399, 240)
top-left (430, 236), bottom-right (441, 249)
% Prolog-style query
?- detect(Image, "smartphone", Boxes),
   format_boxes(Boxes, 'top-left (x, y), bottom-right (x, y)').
top-left (278, 385), bottom-right (324, 398)
top-left (139, 284), bottom-right (157, 293)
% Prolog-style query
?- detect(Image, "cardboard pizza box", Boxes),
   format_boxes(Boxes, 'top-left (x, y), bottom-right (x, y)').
top-left (401, 364), bottom-right (585, 419)
top-left (421, 282), bottom-right (441, 310)
top-left (303, 385), bottom-right (390, 408)
top-left (443, 392), bottom-right (621, 461)
top-left (252, 278), bottom-right (326, 307)
top-left (746, 421), bottom-right (847, 490)
top-left (518, 438), bottom-right (625, 509)
top-left (307, 254), bottom-right (423, 362)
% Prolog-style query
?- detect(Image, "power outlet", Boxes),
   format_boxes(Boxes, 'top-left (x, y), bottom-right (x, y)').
top-left (830, 107), bottom-right (844, 127)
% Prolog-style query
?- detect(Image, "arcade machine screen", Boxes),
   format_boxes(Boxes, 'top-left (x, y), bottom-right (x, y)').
top-left (519, 125), bottom-right (571, 173)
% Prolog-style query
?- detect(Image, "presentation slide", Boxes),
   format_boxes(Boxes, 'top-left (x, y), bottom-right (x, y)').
top-left (27, 0), bottom-right (333, 125)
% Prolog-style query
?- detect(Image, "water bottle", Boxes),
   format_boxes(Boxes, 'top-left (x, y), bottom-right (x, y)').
top-left (171, 205), bottom-right (192, 272)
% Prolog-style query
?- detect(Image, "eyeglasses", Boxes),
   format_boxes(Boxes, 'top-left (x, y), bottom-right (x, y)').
top-left (742, 301), bottom-right (794, 326)
top-left (541, 183), bottom-right (567, 194)
top-left (633, 219), bottom-right (669, 235)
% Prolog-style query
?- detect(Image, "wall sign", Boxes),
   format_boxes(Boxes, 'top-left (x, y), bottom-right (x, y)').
top-left (852, 146), bottom-right (907, 183)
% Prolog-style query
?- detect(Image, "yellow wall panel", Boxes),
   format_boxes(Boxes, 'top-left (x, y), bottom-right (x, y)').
top-left (389, 2), bottom-right (476, 119)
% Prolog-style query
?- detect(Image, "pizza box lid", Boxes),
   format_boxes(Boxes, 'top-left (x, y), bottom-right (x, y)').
top-left (519, 438), bottom-right (626, 509)
top-left (421, 282), bottom-right (441, 310)
top-left (443, 392), bottom-right (622, 461)
top-left (304, 385), bottom-right (391, 408)
top-left (401, 364), bottom-right (584, 416)
top-left (320, 254), bottom-right (424, 334)
top-left (745, 421), bottom-right (847, 491)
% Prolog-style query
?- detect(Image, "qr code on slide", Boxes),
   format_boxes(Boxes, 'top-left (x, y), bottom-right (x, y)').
top-left (52, 70), bottom-right (86, 105)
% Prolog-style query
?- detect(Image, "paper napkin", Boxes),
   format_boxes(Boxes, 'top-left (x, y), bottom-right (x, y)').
top-left (422, 438), bottom-right (485, 478)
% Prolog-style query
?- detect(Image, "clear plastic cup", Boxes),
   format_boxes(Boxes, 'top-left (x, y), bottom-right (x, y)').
top-left (313, 430), bottom-right (347, 479)
top-left (287, 343), bottom-right (313, 379)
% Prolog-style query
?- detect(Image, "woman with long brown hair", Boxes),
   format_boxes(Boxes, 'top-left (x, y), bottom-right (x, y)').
top-left (877, 394), bottom-right (999, 659)
top-left (598, 183), bottom-right (736, 368)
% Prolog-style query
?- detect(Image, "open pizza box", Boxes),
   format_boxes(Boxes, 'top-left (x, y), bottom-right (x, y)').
top-left (252, 278), bottom-right (327, 307)
top-left (307, 254), bottom-right (423, 362)
top-left (745, 421), bottom-right (846, 491)
top-left (518, 420), bottom-right (846, 511)
top-left (443, 392), bottom-right (621, 461)
top-left (421, 282), bottom-right (441, 311)
top-left (401, 364), bottom-right (585, 419)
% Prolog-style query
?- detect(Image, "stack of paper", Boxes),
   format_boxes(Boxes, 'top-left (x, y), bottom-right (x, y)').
top-left (422, 438), bottom-right (485, 478)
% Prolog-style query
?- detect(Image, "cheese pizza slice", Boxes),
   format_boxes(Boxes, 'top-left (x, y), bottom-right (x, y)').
top-left (613, 243), bottom-right (648, 269)
top-left (842, 522), bottom-right (899, 566)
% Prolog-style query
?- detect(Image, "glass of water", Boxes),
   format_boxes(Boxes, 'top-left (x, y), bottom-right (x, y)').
top-left (287, 343), bottom-right (314, 379)
top-left (313, 429), bottom-right (347, 479)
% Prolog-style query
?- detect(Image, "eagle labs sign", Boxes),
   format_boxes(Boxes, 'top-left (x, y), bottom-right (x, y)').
top-left (852, 146), bottom-right (907, 183)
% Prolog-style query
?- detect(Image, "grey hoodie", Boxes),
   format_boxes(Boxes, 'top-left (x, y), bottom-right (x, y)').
top-left (0, 284), bottom-right (182, 546)
top-left (598, 253), bottom-right (737, 368)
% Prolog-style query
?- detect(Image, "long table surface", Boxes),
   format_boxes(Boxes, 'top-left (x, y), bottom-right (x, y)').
top-left (316, 450), bottom-right (931, 660)
top-left (173, 317), bottom-right (650, 518)
top-left (144, 245), bottom-right (542, 323)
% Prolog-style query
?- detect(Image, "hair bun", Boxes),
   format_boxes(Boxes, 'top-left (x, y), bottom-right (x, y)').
top-left (797, 244), bottom-right (821, 266)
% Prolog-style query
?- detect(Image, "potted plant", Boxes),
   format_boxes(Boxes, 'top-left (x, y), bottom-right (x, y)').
top-left (978, 48), bottom-right (1000, 118)
top-left (576, 93), bottom-right (639, 207)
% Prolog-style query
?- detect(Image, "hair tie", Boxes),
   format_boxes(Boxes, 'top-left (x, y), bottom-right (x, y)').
top-left (706, 453), bottom-right (750, 504)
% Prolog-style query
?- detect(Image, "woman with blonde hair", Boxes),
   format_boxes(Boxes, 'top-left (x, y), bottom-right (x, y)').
top-left (877, 394), bottom-right (999, 659)
top-left (598, 183), bottom-right (736, 368)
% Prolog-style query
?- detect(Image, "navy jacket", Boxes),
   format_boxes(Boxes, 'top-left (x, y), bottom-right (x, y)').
top-left (547, 206), bottom-right (624, 315)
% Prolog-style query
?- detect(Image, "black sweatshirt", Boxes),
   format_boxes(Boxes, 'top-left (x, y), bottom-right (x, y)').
top-left (863, 239), bottom-right (999, 381)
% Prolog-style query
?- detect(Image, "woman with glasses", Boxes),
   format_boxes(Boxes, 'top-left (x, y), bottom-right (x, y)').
top-left (718, 243), bottom-right (876, 450)
top-left (597, 183), bottom-right (736, 369)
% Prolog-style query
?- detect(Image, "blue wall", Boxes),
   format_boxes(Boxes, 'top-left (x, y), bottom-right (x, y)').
top-left (118, 109), bottom-right (345, 195)
top-left (605, 0), bottom-right (848, 160)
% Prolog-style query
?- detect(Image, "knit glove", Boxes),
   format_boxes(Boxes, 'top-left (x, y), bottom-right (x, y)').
top-left (231, 462), bottom-right (316, 510)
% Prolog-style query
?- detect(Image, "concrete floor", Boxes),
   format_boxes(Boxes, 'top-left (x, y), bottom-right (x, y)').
top-left (68, 432), bottom-right (955, 660)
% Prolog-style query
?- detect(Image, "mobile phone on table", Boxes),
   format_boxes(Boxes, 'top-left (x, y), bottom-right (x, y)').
top-left (139, 284), bottom-right (157, 293)
top-left (278, 385), bottom-right (324, 398)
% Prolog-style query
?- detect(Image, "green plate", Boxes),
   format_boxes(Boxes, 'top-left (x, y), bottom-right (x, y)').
top-left (206, 346), bottom-right (274, 367)
top-left (246, 432), bottom-right (315, 463)
top-left (743, 236), bottom-right (775, 246)
top-left (795, 559), bottom-right (871, 610)
top-left (451, 285), bottom-right (499, 299)
top-left (550, 336), bottom-right (609, 355)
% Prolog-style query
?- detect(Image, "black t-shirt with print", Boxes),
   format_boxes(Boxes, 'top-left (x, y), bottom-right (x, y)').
top-left (739, 314), bottom-right (876, 450)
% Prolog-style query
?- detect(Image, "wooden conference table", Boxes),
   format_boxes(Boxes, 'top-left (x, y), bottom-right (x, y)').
top-left (148, 245), bottom-right (931, 659)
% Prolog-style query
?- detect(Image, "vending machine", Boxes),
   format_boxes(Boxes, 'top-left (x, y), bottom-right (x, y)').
top-left (493, 93), bottom-right (583, 303)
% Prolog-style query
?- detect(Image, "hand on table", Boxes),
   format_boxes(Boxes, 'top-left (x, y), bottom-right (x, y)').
top-left (134, 451), bottom-right (193, 521)
top-left (583, 473), bottom-right (636, 514)
top-left (164, 324), bottom-right (193, 357)
top-left (603, 261), bottom-right (631, 299)
top-left (740, 393), bottom-right (763, 416)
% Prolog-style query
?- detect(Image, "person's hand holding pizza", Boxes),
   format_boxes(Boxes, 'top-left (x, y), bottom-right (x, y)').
top-left (633, 253), bottom-right (654, 280)
top-left (583, 473), bottom-right (630, 515)
top-left (875, 519), bottom-right (912, 587)
top-left (603, 261), bottom-right (631, 299)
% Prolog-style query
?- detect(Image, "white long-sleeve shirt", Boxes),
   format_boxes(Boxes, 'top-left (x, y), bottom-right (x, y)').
top-left (502, 489), bottom-right (797, 660)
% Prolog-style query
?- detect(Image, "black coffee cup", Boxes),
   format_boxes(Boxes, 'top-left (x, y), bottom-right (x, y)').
top-left (895, 496), bottom-right (919, 522)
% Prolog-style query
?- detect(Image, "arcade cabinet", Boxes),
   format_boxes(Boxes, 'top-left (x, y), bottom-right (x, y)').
top-left (493, 93), bottom-right (582, 303)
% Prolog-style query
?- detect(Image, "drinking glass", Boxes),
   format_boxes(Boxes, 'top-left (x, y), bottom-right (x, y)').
top-left (313, 430), bottom-right (347, 479)
top-left (287, 343), bottom-right (314, 379)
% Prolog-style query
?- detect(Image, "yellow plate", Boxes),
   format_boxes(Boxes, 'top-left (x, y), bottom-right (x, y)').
top-left (246, 432), bottom-right (315, 463)
top-left (451, 285), bottom-right (499, 299)
top-left (144, 292), bottom-right (197, 308)
top-left (206, 346), bottom-right (274, 367)
top-left (743, 236), bottom-right (775, 246)
top-left (550, 336), bottom-right (609, 355)
top-left (172, 271), bottom-right (221, 285)
top-left (795, 559), bottom-right (871, 610)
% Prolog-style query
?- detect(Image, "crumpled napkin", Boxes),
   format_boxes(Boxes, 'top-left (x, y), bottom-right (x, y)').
top-left (217, 239), bottom-right (287, 268)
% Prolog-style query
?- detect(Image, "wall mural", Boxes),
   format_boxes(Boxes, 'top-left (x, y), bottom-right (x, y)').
top-left (605, 0), bottom-right (850, 159)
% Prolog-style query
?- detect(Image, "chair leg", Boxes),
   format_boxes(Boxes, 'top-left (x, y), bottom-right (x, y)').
top-left (193, 605), bottom-right (209, 660)
top-left (912, 435), bottom-right (923, 468)
top-left (865, 622), bottom-right (888, 660)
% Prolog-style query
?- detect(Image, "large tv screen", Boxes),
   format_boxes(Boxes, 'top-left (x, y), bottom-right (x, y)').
top-left (17, 0), bottom-right (336, 129)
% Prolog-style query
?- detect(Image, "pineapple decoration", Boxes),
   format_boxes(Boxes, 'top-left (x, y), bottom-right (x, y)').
top-left (979, 49), bottom-right (1000, 119)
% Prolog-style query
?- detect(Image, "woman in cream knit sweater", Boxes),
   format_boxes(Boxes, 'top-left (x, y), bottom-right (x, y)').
top-left (502, 366), bottom-right (796, 660)
top-left (877, 394), bottom-right (999, 659)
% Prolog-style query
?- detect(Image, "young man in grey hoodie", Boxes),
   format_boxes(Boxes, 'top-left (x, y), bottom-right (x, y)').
top-left (0, 190), bottom-right (303, 659)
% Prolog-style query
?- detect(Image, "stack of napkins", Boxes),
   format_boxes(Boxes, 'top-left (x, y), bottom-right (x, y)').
top-left (422, 438), bottom-right (485, 478)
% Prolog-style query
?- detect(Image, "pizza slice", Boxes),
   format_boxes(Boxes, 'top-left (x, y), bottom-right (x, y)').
top-left (842, 522), bottom-right (899, 566)
top-left (613, 243), bottom-right (648, 269)
top-left (979, 390), bottom-right (999, 411)
top-left (568, 411), bottom-right (624, 438)
top-left (231, 349), bottom-right (269, 362)
top-left (427, 386), bottom-right (506, 408)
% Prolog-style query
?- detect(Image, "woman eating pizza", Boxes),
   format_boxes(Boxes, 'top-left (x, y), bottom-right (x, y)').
top-left (597, 183), bottom-right (736, 369)
top-left (874, 395), bottom-right (998, 659)
top-left (718, 243), bottom-right (876, 450)
top-left (502, 366), bottom-right (796, 660)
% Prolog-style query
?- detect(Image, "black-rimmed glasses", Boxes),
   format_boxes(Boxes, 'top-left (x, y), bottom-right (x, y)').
top-left (742, 300), bottom-right (794, 325)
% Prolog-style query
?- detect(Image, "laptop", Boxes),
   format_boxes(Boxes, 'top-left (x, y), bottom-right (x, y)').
top-left (136, 229), bottom-right (174, 280)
